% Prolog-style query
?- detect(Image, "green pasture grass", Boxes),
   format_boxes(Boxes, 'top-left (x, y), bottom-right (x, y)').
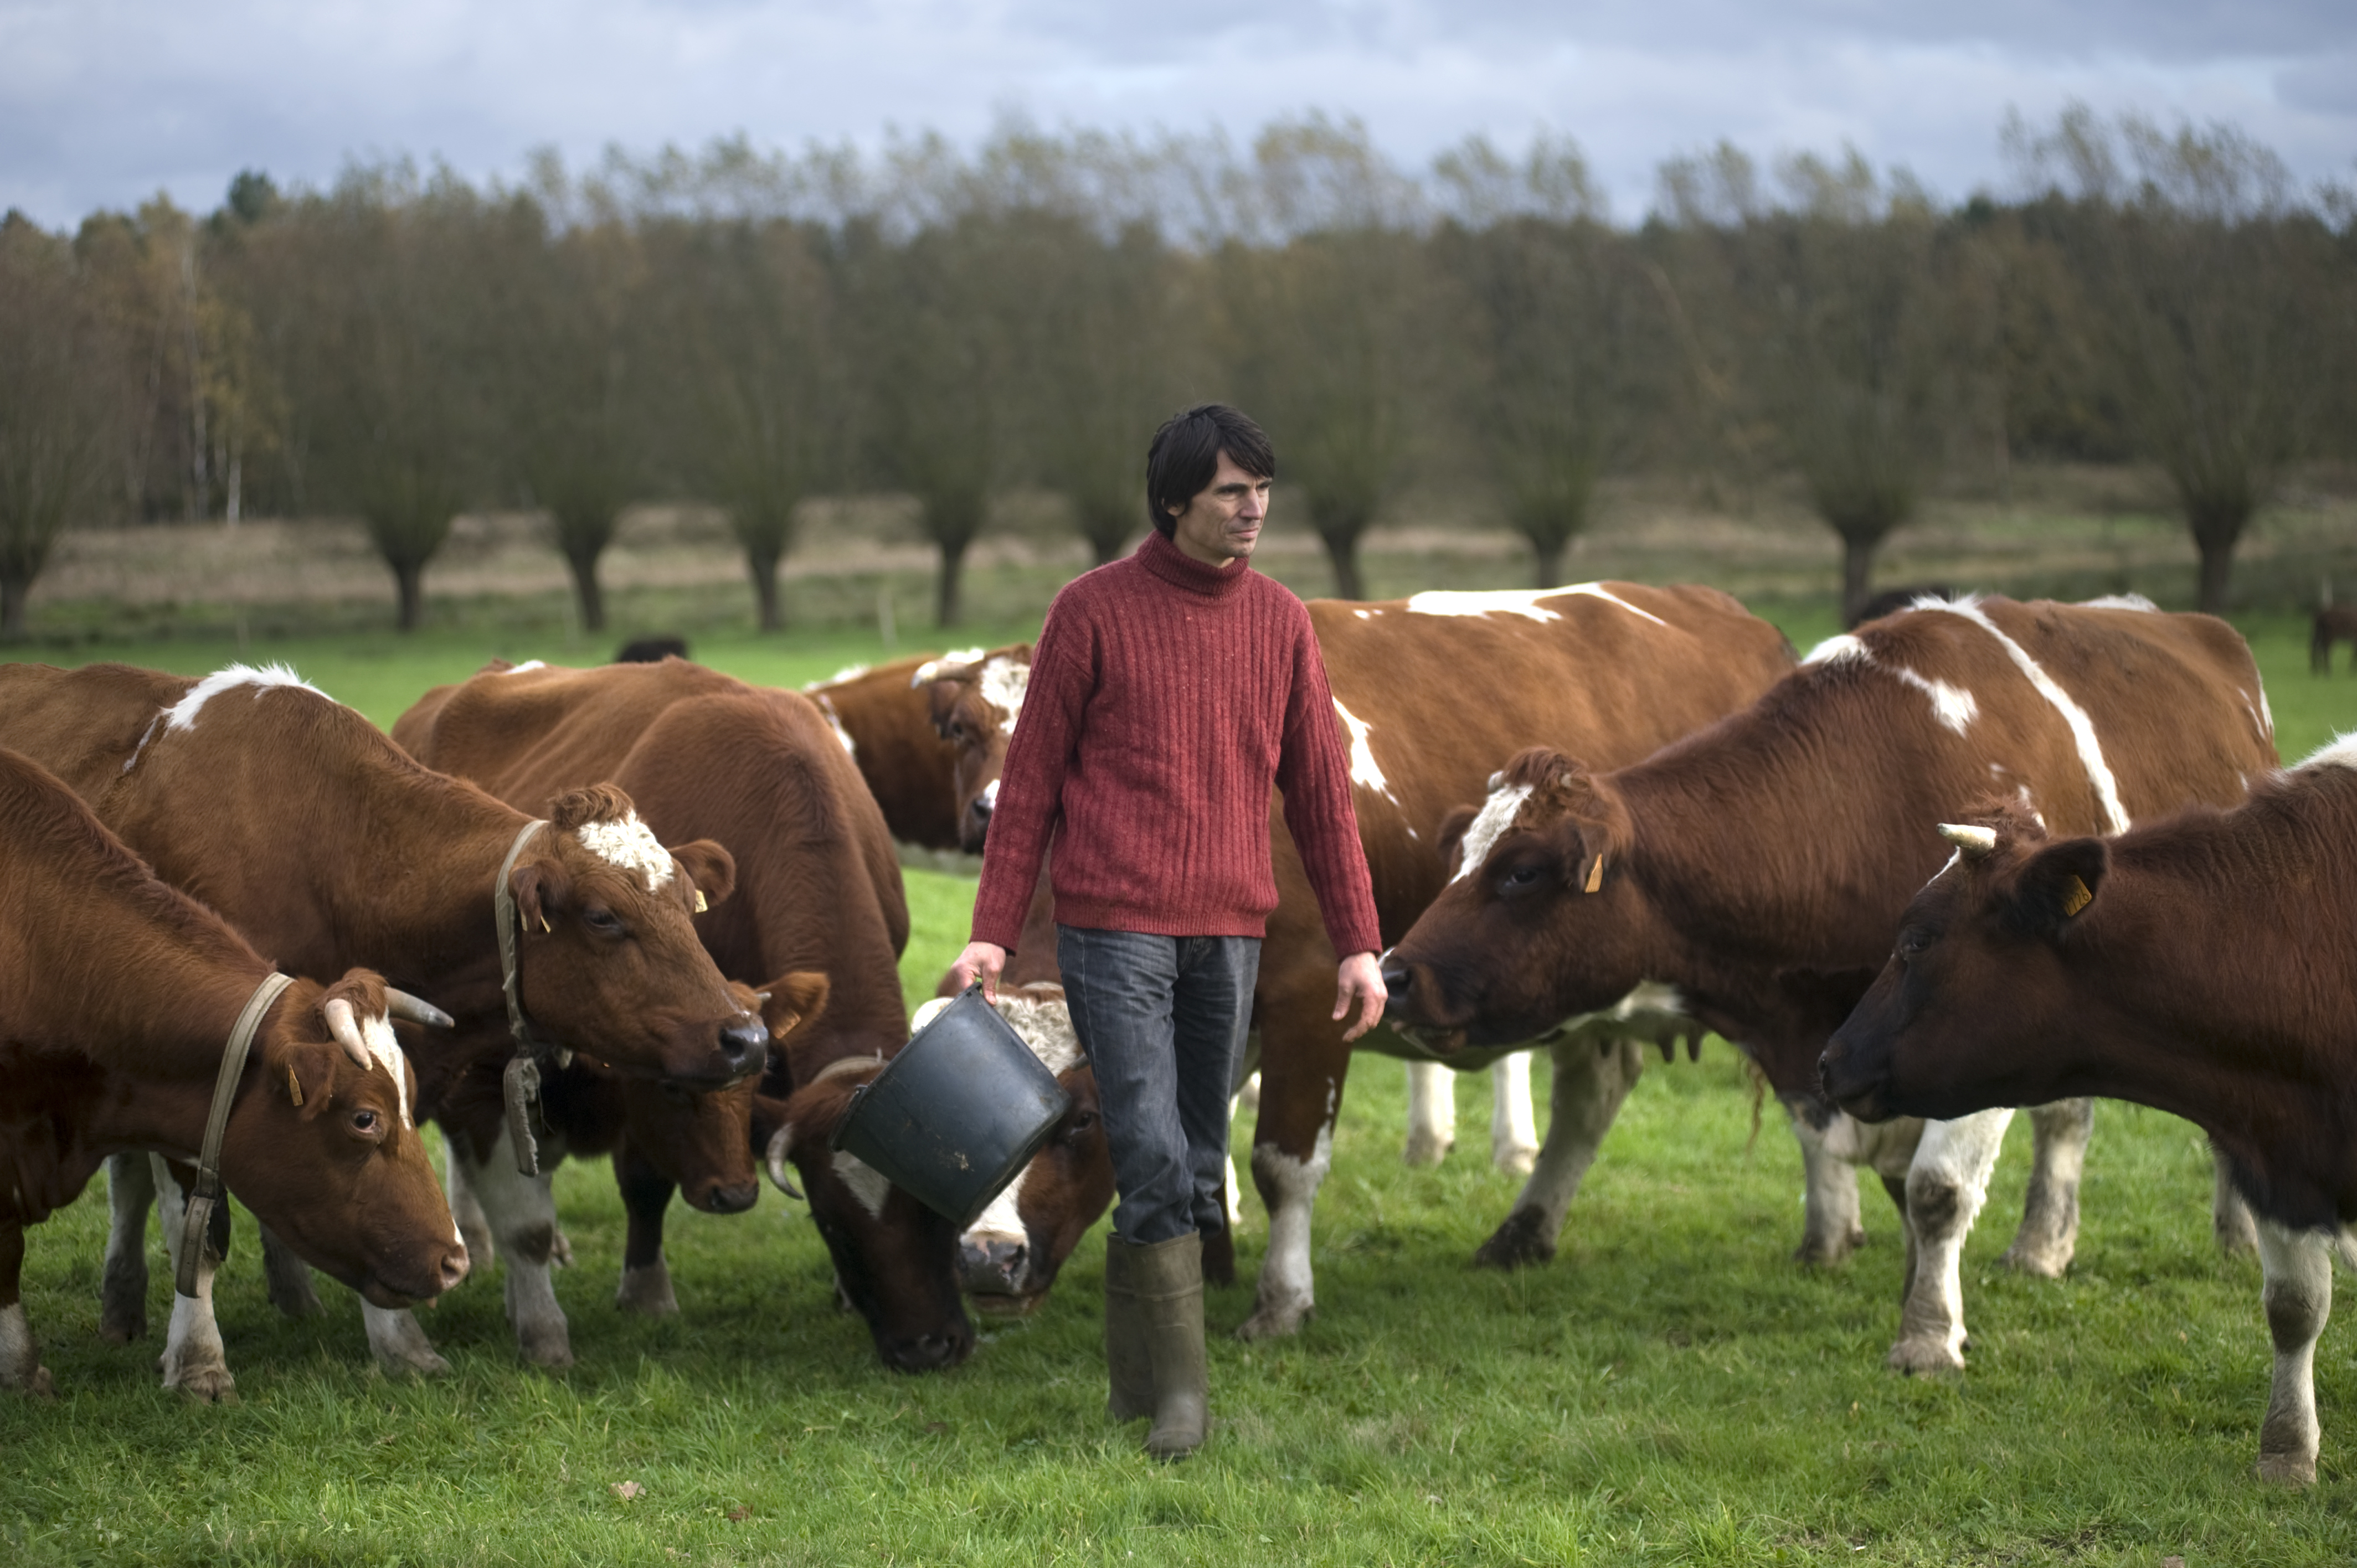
top-left (7, 600), bottom-right (2357, 1564)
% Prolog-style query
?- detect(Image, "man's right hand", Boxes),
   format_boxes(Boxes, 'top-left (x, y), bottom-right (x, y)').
top-left (949, 941), bottom-right (1007, 1004)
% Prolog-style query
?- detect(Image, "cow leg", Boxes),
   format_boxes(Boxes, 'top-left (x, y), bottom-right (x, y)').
top-left (1491, 1053), bottom-right (1539, 1176)
top-left (1887, 1109), bottom-right (2013, 1374)
top-left (2000, 1098), bottom-right (2092, 1277)
top-left (2216, 1149), bottom-right (2260, 1257)
top-left (1235, 1070), bottom-right (1262, 1115)
top-left (99, 1151), bottom-right (156, 1344)
top-left (1474, 1038), bottom-right (1645, 1269)
top-left (613, 1144), bottom-right (680, 1317)
top-left (454, 1129), bottom-right (573, 1368)
top-left (152, 1159), bottom-right (236, 1402)
top-left (1880, 1174), bottom-right (1917, 1305)
top-left (1237, 1032), bottom-right (1344, 1340)
top-left (2254, 1219), bottom-right (2332, 1486)
top-left (255, 1225), bottom-right (325, 1318)
top-left (360, 1303), bottom-right (452, 1378)
top-left (444, 1145), bottom-right (496, 1270)
top-left (1786, 1106), bottom-right (1866, 1265)
top-left (0, 1224), bottom-right (54, 1397)
top-left (1403, 1061), bottom-right (1455, 1165)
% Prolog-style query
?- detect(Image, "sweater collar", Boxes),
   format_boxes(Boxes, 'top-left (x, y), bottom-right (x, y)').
top-left (1136, 528), bottom-right (1253, 599)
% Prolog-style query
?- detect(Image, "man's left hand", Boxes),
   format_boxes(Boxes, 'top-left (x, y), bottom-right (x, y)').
top-left (1332, 952), bottom-right (1388, 1043)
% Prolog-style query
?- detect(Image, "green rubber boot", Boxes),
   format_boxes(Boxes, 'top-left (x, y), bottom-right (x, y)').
top-left (1115, 1231), bottom-right (1208, 1461)
top-left (1103, 1235), bottom-right (1153, 1422)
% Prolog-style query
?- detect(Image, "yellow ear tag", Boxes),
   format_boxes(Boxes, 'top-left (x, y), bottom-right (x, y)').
top-left (694, 889), bottom-right (708, 914)
top-left (286, 1066), bottom-right (304, 1107)
top-left (1583, 854), bottom-right (1604, 894)
top-left (2061, 875), bottom-right (2093, 917)
top-left (537, 914), bottom-right (552, 933)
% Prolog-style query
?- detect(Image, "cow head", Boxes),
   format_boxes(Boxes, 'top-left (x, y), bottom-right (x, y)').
top-left (1384, 747), bottom-right (1659, 1050)
top-left (1821, 808), bottom-right (2107, 1124)
top-left (224, 969), bottom-right (468, 1309)
top-left (917, 645), bottom-right (1032, 853)
top-left (606, 973), bottom-right (829, 1214)
top-left (926, 985), bottom-right (1114, 1314)
top-left (507, 784), bottom-right (766, 1087)
top-left (756, 1057), bottom-right (974, 1372)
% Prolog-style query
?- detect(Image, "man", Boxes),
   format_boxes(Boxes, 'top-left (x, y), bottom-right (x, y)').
top-left (951, 403), bottom-right (1385, 1460)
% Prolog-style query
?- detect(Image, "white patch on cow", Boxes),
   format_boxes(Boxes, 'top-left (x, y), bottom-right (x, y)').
top-left (814, 695), bottom-right (857, 757)
top-left (2261, 685), bottom-right (2275, 738)
top-left (1802, 633), bottom-right (1976, 735)
top-left (1352, 608), bottom-right (1372, 620)
top-left (502, 660), bottom-right (547, 674)
top-left (573, 812), bottom-right (676, 890)
top-left (909, 648), bottom-right (986, 686)
top-left (804, 663), bottom-right (869, 690)
top-left (910, 997), bottom-right (953, 1033)
top-left (122, 710), bottom-right (166, 773)
top-left (2240, 687), bottom-right (2273, 746)
top-left (831, 1151), bottom-right (892, 1219)
top-left (2077, 593), bottom-right (2157, 612)
top-left (1249, 1123), bottom-right (1334, 1328)
top-left (2014, 785), bottom-right (2046, 827)
top-left (1331, 700), bottom-right (1396, 803)
top-left (359, 1012), bottom-right (413, 1129)
top-left (0, 1303), bottom-right (35, 1388)
top-left (1802, 633), bottom-right (1869, 667)
top-left (919, 990), bottom-right (1084, 1076)
top-left (1922, 599), bottom-right (2130, 835)
top-left (977, 656), bottom-right (1029, 735)
top-left (1927, 848), bottom-right (1963, 885)
top-left (959, 1167), bottom-right (1031, 1256)
top-left (166, 663), bottom-right (330, 732)
top-left (2296, 732), bottom-right (2357, 772)
top-left (1450, 782), bottom-right (1535, 883)
top-left (980, 778), bottom-right (1000, 811)
top-left (1404, 583), bottom-right (1668, 627)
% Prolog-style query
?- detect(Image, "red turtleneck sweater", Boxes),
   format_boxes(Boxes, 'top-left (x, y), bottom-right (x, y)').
top-left (970, 530), bottom-right (1381, 958)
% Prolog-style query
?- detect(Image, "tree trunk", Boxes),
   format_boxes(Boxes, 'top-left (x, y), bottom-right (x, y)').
top-left (935, 537), bottom-right (971, 628)
top-left (747, 548), bottom-right (783, 633)
top-left (393, 561), bottom-right (425, 632)
top-left (1530, 535), bottom-right (1567, 591)
top-left (565, 548), bottom-right (606, 633)
top-left (1, 575), bottom-right (27, 642)
top-left (1321, 529), bottom-right (1365, 602)
top-left (1087, 529), bottom-right (1125, 568)
top-left (1840, 537), bottom-right (1876, 627)
top-left (2196, 535), bottom-right (2237, 616)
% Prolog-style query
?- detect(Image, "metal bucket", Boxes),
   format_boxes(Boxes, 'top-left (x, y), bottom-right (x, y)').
top-left (830, 985), bottom-right (1073, 1227)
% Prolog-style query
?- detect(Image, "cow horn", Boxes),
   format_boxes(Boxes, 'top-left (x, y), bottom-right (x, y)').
top-left (384, 989), bottom-right (454, 1029)
top-left (322, 998), bottom-right (373, 1070)
top-left (1937, 823), bottom-right (1998, 857)
top-left (764, 1126), bottom-right (803, 1200)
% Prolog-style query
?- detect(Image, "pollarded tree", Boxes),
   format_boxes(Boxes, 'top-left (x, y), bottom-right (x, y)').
top-left (0, 214), bottom-right (130, 638)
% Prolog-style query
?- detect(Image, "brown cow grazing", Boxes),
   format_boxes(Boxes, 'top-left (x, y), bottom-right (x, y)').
top-left (1821, 740), bottom-right (2357, 1483)
top-left (933, 585), bottom-right (1797, 1334)
top-left (0, 749), bottom-right (464, 1398)
top-left (2311, 606), bottom-right (2357, 674)
top-left (802, 654), bottom-right (975, 855)
top-left (0, 661), bottom-right (760, 1382)
top-left (913, 644), bottom-right (1033, 853)
top-left (397, 657), bottom-right (1026, 1368)
top-left (1386, 595), bottom-right (2278, 1371)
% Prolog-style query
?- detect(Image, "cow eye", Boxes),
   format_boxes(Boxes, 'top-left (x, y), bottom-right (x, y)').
top-left (1497, 861), bottom-right (1546, 898)
top-left (351, 1109), bottom-right (380, 1136)
top-left (1896, 928), bottom-right (1933, 958)
top-left (584, 907), bottom-right (622, 935)
top-left (1060, 1109), bottom-right (1099, 1143)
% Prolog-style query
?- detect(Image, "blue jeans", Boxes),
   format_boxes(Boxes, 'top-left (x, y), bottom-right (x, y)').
top-left (1056, 927), bottom-right (1261, 1247)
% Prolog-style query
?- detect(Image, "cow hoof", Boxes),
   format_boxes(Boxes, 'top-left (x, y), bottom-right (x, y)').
top-left (4, 1366), bottom-right (56, 1400)
top-left (1493, 1146), bottom-right (1538, 1178)
top-left (614, 1265), bottom-right (678, 1317)
top-left (518, 1327), bottom-right (575, 1369)
top-left (1473, 1210), bottom-right (1557, 1270)
top-left (2258, 1452), bottom-right (2318, 1487)
top-left (1999, 1240), bottom-right (2072, 1279)
top-left (1885, 1337), bottom-right (1965, 1375)
top-left (1793, 1225), bottom-right (1866, 1267)
top-left (97, 1314), bottom-right (145, 1346)
top-left (1233, 1298), bottom-right (1311, 1340)
top-left (168, 1366), bottom-right (239, 1404)
top-left (1402, 1132), bottom-right (1452, 1167)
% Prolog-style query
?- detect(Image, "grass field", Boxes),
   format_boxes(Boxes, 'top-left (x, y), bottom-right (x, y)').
top-left (4, 599), bottom-right (2357, 1565)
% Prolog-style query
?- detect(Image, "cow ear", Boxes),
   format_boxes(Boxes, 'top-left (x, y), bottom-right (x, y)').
top-left (511, 860), bottom-right (568, 933)
top-left (1434, 804), bottom-right (1480, 877)
top-left (2004, 837), bottom-right (2109, 940)
top-left (277, 1039), bottom-right (342, 1121)
top-left (670, 839), bottom-right (738, 910)
top-left (923, 680), bottom-right (964, 739)
top-left (760, 971), bottom-right (831, 1040)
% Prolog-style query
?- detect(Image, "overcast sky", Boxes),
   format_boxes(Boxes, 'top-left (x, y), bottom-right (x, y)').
top-left (3, 1), bottom-right (2351, 228)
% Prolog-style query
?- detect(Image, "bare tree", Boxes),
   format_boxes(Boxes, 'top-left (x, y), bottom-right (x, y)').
top-left (0, 214), bottom-right (128, 638)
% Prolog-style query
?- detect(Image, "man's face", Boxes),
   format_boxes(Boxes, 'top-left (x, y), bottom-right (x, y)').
top-left (1165, 452), bottom-right (1272, 567)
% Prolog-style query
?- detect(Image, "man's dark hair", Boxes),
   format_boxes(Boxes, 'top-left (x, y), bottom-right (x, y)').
top-left (1144, 404), bottom-right (1276, 538)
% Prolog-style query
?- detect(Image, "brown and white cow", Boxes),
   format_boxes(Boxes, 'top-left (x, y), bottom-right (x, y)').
top-left (0, 748), bottom-right (465, 1399)
top-left (396, 657), bottom-right (1108, 1369)
top-left (913, 645), bottom-right (1031, 854)
top-left (936, 585), bottom-right (1799, 1334)
top-left (0, 661), bottom-right (761, 1384)
top-left (803, 654), bottom-right (975, 855)
top-left (1386, 595), bottom-right (2278, 1369)
top-left (1821, 739), bottom-right (2357, 1483)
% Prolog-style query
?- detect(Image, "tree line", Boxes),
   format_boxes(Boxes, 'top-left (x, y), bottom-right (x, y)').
top-left (3, 106), bottom-right (2351, 639)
